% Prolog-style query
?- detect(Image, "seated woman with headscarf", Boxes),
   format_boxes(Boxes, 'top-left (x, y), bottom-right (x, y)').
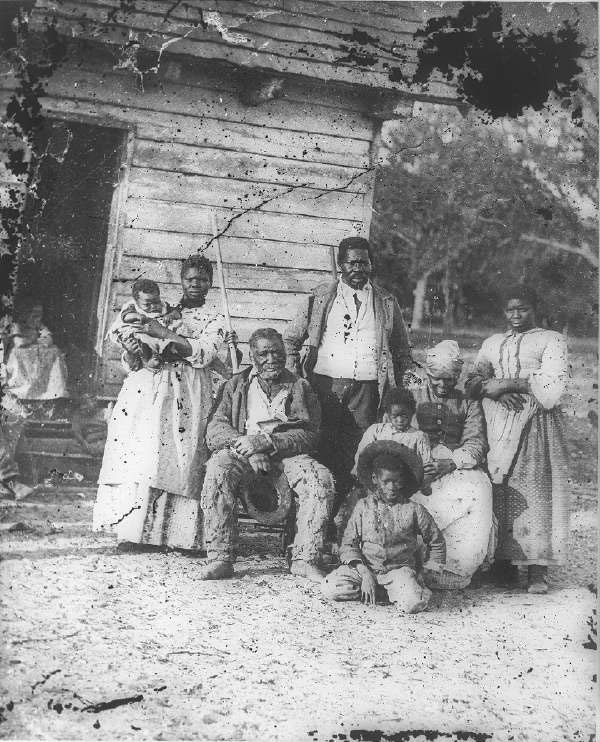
top-left (411, 340), bottom-right (494, 590)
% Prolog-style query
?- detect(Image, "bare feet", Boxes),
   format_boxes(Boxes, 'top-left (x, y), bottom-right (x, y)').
top-left (198, 560), bottom-right (234, 580)
top-left (290, 560), bottom-right (327, 583)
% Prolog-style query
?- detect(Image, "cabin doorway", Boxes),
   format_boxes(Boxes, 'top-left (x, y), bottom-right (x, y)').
top-left (15, 119), bottom-right (127, 398)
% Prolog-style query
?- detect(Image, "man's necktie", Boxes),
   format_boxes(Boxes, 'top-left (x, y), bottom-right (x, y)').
top-left (353, 292), bottom-right (362, 316)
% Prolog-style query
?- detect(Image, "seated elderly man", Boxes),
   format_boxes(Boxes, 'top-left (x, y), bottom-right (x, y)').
top-left (199, 328), bottom-right (335, 582)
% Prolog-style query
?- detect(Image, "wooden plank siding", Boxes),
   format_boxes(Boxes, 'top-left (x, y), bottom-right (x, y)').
top-left (121, 230), bottom-right (335, 271)
top-left (116, 256), bottom-right (329, 294)
top-left (127, 169), bottom-right (365, 220)
top-left (2, 43), bottom-right (374, 393)
top-left (30, 0), bottom-right (458, 98)
top-left (12, 1), bottom-right (459, 395)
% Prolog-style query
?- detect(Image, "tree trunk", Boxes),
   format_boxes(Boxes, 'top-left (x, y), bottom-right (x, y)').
top-left (442, 263), bottom-right (454, 333)
top-left (411, 271), bottom-right (430, 330)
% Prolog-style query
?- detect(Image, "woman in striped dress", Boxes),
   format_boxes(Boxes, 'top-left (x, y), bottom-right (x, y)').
top-left (465, 285), bottom-right (569, 593)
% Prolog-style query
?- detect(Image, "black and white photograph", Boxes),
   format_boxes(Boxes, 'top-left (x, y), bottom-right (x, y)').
top-left (0, 1), bottom-right (597, 740)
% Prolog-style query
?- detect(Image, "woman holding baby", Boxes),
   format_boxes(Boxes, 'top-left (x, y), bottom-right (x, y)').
top-left (93, 255), bottom-right (233, 553)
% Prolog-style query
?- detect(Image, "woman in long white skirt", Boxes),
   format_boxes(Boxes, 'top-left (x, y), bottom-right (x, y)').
top-left (93, 255), bottom-right (229, 553)
top-left (411, 341), bottom-right (495, 590)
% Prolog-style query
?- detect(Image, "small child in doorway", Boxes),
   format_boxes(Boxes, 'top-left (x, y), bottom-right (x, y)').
top-left (110, 278), bottom-right (182, 371)
top-left (322, 441), bottom-right (445, 613)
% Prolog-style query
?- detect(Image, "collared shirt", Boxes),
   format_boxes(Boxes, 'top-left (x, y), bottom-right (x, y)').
top-left (312, 279), bottom-right (378, 380)
top-left (245, 368), bottom-right (290, 435)
top-left (340, 494), bottom-right (446, 574)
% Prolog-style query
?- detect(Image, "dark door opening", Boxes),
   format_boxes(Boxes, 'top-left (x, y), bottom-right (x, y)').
top-left (16, 119), bottom-right (126, 397)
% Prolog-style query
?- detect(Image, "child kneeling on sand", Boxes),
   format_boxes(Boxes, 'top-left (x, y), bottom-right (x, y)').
top-left (322, 441), bottom-right (445, 613)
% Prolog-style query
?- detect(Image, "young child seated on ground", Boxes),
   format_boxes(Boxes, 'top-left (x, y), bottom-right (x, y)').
top-left (111, 279), bottom-right (182, 371)
top-left (322, 440), bottom-right (445, 614)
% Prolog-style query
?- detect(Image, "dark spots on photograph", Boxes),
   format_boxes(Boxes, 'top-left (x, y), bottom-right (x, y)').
top-left (408, 2), bottom-right (585, 118)
top-left (309, 731), bottom-right (492, 742)
top-left (81, 694), bottom-right (144, 713)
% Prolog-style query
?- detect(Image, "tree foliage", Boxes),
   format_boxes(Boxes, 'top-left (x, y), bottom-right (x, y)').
top-left (370, 99), bottom-right (598, 333)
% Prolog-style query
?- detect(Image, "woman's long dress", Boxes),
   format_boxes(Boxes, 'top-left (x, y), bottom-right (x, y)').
top-left (92, 307), bottom-right (225, 550)
top-left (411, 382), bottom-right (494, 589)
top-left (465, 328), bottom-right (569, 566)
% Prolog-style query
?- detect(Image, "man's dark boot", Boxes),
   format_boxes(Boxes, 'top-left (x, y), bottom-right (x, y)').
top-left (527, 564), bottom-right (548, 594)
top-left (490, 559), bottom-right (520, 587)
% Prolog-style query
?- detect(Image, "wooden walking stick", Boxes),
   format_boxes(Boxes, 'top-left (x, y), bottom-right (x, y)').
top-left (211, 213), bottom-right (239, 373)
top-left (330, 245), bottom-right (338, 280)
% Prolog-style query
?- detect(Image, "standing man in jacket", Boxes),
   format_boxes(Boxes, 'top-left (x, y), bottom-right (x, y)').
top-left (283, 236), bottom-right (413, 515)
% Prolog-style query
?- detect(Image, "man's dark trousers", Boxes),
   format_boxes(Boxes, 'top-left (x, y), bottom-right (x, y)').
top-left (311, 373), bottom-right (379, 508)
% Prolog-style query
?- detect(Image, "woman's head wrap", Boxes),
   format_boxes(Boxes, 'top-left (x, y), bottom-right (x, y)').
top-left (425, 340), bottom-right (464, 377)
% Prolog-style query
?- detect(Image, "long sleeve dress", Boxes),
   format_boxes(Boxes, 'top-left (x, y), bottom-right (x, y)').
top-left (93, 305), bottom-right (225, 550)
top-left (465, 328), bottom-right (569, 566)
top-left (410, 380), bottom-right (494, 589)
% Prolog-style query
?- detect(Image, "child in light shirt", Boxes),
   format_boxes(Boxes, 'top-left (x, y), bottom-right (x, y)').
top-left (353, 387), bottom-right (432, 476)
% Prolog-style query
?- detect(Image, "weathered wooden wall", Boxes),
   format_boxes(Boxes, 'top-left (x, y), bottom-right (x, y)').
top-left (2, 44), bottom-right (380, 395)
top-left (3, 0), bottom-right (460, 396)
top-left (30, 0), bottom-right (456, 99)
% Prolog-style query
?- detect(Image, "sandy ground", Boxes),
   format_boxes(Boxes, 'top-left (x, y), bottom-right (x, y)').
top-left (0, 486), bottom-right (595, 741)
top-left (0, 345), bottom-right (597, 742)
